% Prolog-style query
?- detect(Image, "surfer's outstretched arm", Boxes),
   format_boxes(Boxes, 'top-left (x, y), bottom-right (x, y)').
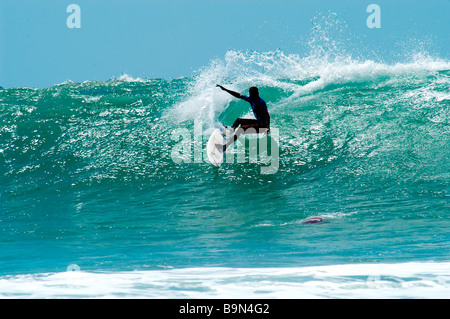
top-left (216, 84), bottom-right (244, 100)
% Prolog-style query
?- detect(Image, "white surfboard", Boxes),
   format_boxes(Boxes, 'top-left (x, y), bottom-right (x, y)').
top-left (206, 126), bottom-right (235, 166)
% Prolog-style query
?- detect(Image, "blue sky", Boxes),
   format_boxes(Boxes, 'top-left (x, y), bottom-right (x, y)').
top-left (0, 0), bottom-right (449, 88)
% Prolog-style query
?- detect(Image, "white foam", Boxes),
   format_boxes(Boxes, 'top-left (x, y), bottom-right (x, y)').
top-left (115, 73), bottom-right (147, 83)
top-left (171, 49), bottom-right (450, 126)
top-left (1, 262), bottom-right (450, 298)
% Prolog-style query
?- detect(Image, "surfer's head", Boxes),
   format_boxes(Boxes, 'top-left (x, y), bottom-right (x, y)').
top-left (249, 86), bottom-right (259, 99)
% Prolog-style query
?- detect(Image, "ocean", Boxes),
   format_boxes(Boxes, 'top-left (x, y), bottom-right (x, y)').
top-left (1, 22), bottom-right (449, 298)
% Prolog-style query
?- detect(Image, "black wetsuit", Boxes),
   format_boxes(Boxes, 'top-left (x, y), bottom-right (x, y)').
top-left (232, 95), bottom-right (270, 130)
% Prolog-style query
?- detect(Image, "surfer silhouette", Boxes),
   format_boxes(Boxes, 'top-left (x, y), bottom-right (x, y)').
top-left (216, 85), bottom-right (270, 137)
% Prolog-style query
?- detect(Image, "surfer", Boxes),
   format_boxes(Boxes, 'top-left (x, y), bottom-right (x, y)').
top-left (216, 85), bottom-right (270, 135)
top-left (207, 85), bottom-right (272, 164)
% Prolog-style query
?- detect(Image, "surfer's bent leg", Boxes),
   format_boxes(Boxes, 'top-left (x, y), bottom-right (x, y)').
top-left (229, 119), bottom-right (269, 145)
top-left (224, 119), bottom-right (270, 152)
top-left (230, 119), bottom-right (254, 142)
top-left (232, 118), bottom-right (258, 129)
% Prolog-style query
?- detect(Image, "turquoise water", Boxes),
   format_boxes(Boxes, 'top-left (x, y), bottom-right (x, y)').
top-left (1, 46), bottom-right (450, 297)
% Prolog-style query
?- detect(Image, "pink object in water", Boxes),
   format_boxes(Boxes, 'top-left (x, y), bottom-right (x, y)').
top-left (302, 216), bottom-right (324, 224)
